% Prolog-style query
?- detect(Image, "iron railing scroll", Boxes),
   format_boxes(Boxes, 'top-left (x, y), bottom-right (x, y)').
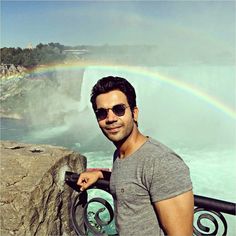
top-left (65, 171), bottom-right (116, 236)
top-left (193, 195), bottom-right (236, 235)
top-left (65, 171), bottom-right (236, 236)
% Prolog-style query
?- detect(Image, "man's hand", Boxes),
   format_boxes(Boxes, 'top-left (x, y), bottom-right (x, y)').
top-left (77, 170), bottom-right (103, 191)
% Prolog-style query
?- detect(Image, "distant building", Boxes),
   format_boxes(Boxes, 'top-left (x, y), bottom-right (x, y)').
top-left (62, 49), bottom-right (89, 55)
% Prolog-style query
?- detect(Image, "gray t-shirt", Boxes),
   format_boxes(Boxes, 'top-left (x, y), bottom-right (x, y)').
top-left (109, 137), bottom-right (192, 236)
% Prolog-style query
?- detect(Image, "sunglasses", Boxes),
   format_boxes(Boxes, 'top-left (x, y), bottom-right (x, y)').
top-left (95, 104), bottom-right (130, 120)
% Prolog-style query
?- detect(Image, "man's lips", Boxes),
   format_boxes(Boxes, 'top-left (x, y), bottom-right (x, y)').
top-left (105, 126), bottom-right (122, 132)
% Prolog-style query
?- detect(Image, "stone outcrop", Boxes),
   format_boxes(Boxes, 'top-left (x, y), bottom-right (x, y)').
top-left (0, 64), bottom-right (27, 78)
top-left (0, 141), bottom-right (86, 236)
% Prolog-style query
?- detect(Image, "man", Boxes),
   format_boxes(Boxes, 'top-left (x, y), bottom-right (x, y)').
top-left (77, 76), bottom-right (194, 236)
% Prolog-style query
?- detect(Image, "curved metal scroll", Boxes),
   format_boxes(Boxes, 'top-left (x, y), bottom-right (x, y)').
top-left (193, 195), bottom-right (236, 236)
top-left (193, 207), bottom-right (228, 236)
top-left (83, 197), bottom-right (114, 236)
top-left (70, 190), bottom-right (116, 236)
top-left (65, 170), bottom-right (116, 236)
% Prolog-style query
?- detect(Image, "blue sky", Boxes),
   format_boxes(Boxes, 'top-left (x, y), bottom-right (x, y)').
top-left (1, 0), bottom-right (235, 50)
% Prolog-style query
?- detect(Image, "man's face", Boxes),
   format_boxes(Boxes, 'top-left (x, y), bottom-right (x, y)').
top-left (95, 90), bottom-right (138, 143)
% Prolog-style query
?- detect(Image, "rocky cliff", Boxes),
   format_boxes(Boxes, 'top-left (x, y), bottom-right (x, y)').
top-left (0, 65), bottom-right (84, 122)
top-left (0, 64), bottom-right (27, 79)
top-left (0, 141), bottom-right (86, 236)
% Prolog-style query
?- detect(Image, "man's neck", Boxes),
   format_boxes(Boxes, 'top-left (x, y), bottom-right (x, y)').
top-left (114, 127), bottom-right (148, 159)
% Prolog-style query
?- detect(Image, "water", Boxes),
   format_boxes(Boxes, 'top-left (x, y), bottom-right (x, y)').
top-left (1, 65), bottom-right (236, 234)
top-left (0, 118), bottom-right (31, 141)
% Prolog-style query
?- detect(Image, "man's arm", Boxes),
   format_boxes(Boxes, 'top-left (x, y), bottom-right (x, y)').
top-left (154, 190), bottom-right (194, 236)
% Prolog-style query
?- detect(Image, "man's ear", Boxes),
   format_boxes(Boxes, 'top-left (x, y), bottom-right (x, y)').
top-left (132, 106), bottom-right (139, 123)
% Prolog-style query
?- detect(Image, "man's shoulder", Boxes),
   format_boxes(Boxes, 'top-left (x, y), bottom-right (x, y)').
top-left (141, 137), bottom-right (185, 163)
top-left (144, 137), bottom-right (175, 155)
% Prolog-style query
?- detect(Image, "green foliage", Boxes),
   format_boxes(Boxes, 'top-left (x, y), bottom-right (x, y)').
top-left (0, 43), bottom-right (66, 67)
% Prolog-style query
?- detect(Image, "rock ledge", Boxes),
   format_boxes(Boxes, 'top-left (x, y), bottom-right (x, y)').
top-left (0, 141), bottom-right (86, 236)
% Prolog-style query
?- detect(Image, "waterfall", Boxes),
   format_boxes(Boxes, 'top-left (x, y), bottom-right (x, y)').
top-left (79, 65), bottom-right (236, 150)
top-left (5, 64), bottom-right (233, 152)
top-left (1, 64), bottom-right (236, 205)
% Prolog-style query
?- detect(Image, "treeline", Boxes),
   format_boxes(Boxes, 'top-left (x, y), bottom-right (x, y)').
top-left (1, 42), bottom-right (162, 67)
top-left (0, 43), bottom-right (68, 67)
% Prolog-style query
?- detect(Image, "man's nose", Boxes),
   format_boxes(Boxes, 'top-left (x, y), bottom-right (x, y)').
top-left (106, 109), bottom-right (118, 122)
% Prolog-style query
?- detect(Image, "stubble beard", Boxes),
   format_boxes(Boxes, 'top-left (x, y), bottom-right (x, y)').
top-left (101, 121), bottom-right (134, 145)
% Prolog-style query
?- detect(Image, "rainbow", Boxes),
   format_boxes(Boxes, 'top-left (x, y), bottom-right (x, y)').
top-left (9, 61), bottom-right (236, 119)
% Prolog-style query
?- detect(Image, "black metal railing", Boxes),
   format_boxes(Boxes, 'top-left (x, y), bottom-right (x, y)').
top-left (65, 171), bottom-right (236, 236)
top-left (193, 195), bottom-right (235, 235)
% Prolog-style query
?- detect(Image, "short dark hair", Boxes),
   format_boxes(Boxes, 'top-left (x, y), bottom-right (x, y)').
top-left (90, 76), bottom-right (137, 111)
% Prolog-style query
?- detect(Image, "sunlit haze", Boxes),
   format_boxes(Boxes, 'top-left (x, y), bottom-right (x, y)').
top-left (1, 0), bottom-right (235, 53)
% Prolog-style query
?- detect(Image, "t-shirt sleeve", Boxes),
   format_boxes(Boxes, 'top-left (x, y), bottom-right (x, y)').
top-left (149, 152), bottom-right (193, 203)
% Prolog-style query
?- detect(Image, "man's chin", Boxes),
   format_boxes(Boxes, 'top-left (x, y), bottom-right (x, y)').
top-left (106, 133), bottom-right (129, 145)
top-left (106, 134), bottom-right (121, 142)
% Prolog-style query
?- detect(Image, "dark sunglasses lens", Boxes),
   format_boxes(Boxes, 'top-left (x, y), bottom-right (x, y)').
top-left (96, 109), bottom-right (107, 120)
top-left (112, 104), bottom-right (126, 116)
